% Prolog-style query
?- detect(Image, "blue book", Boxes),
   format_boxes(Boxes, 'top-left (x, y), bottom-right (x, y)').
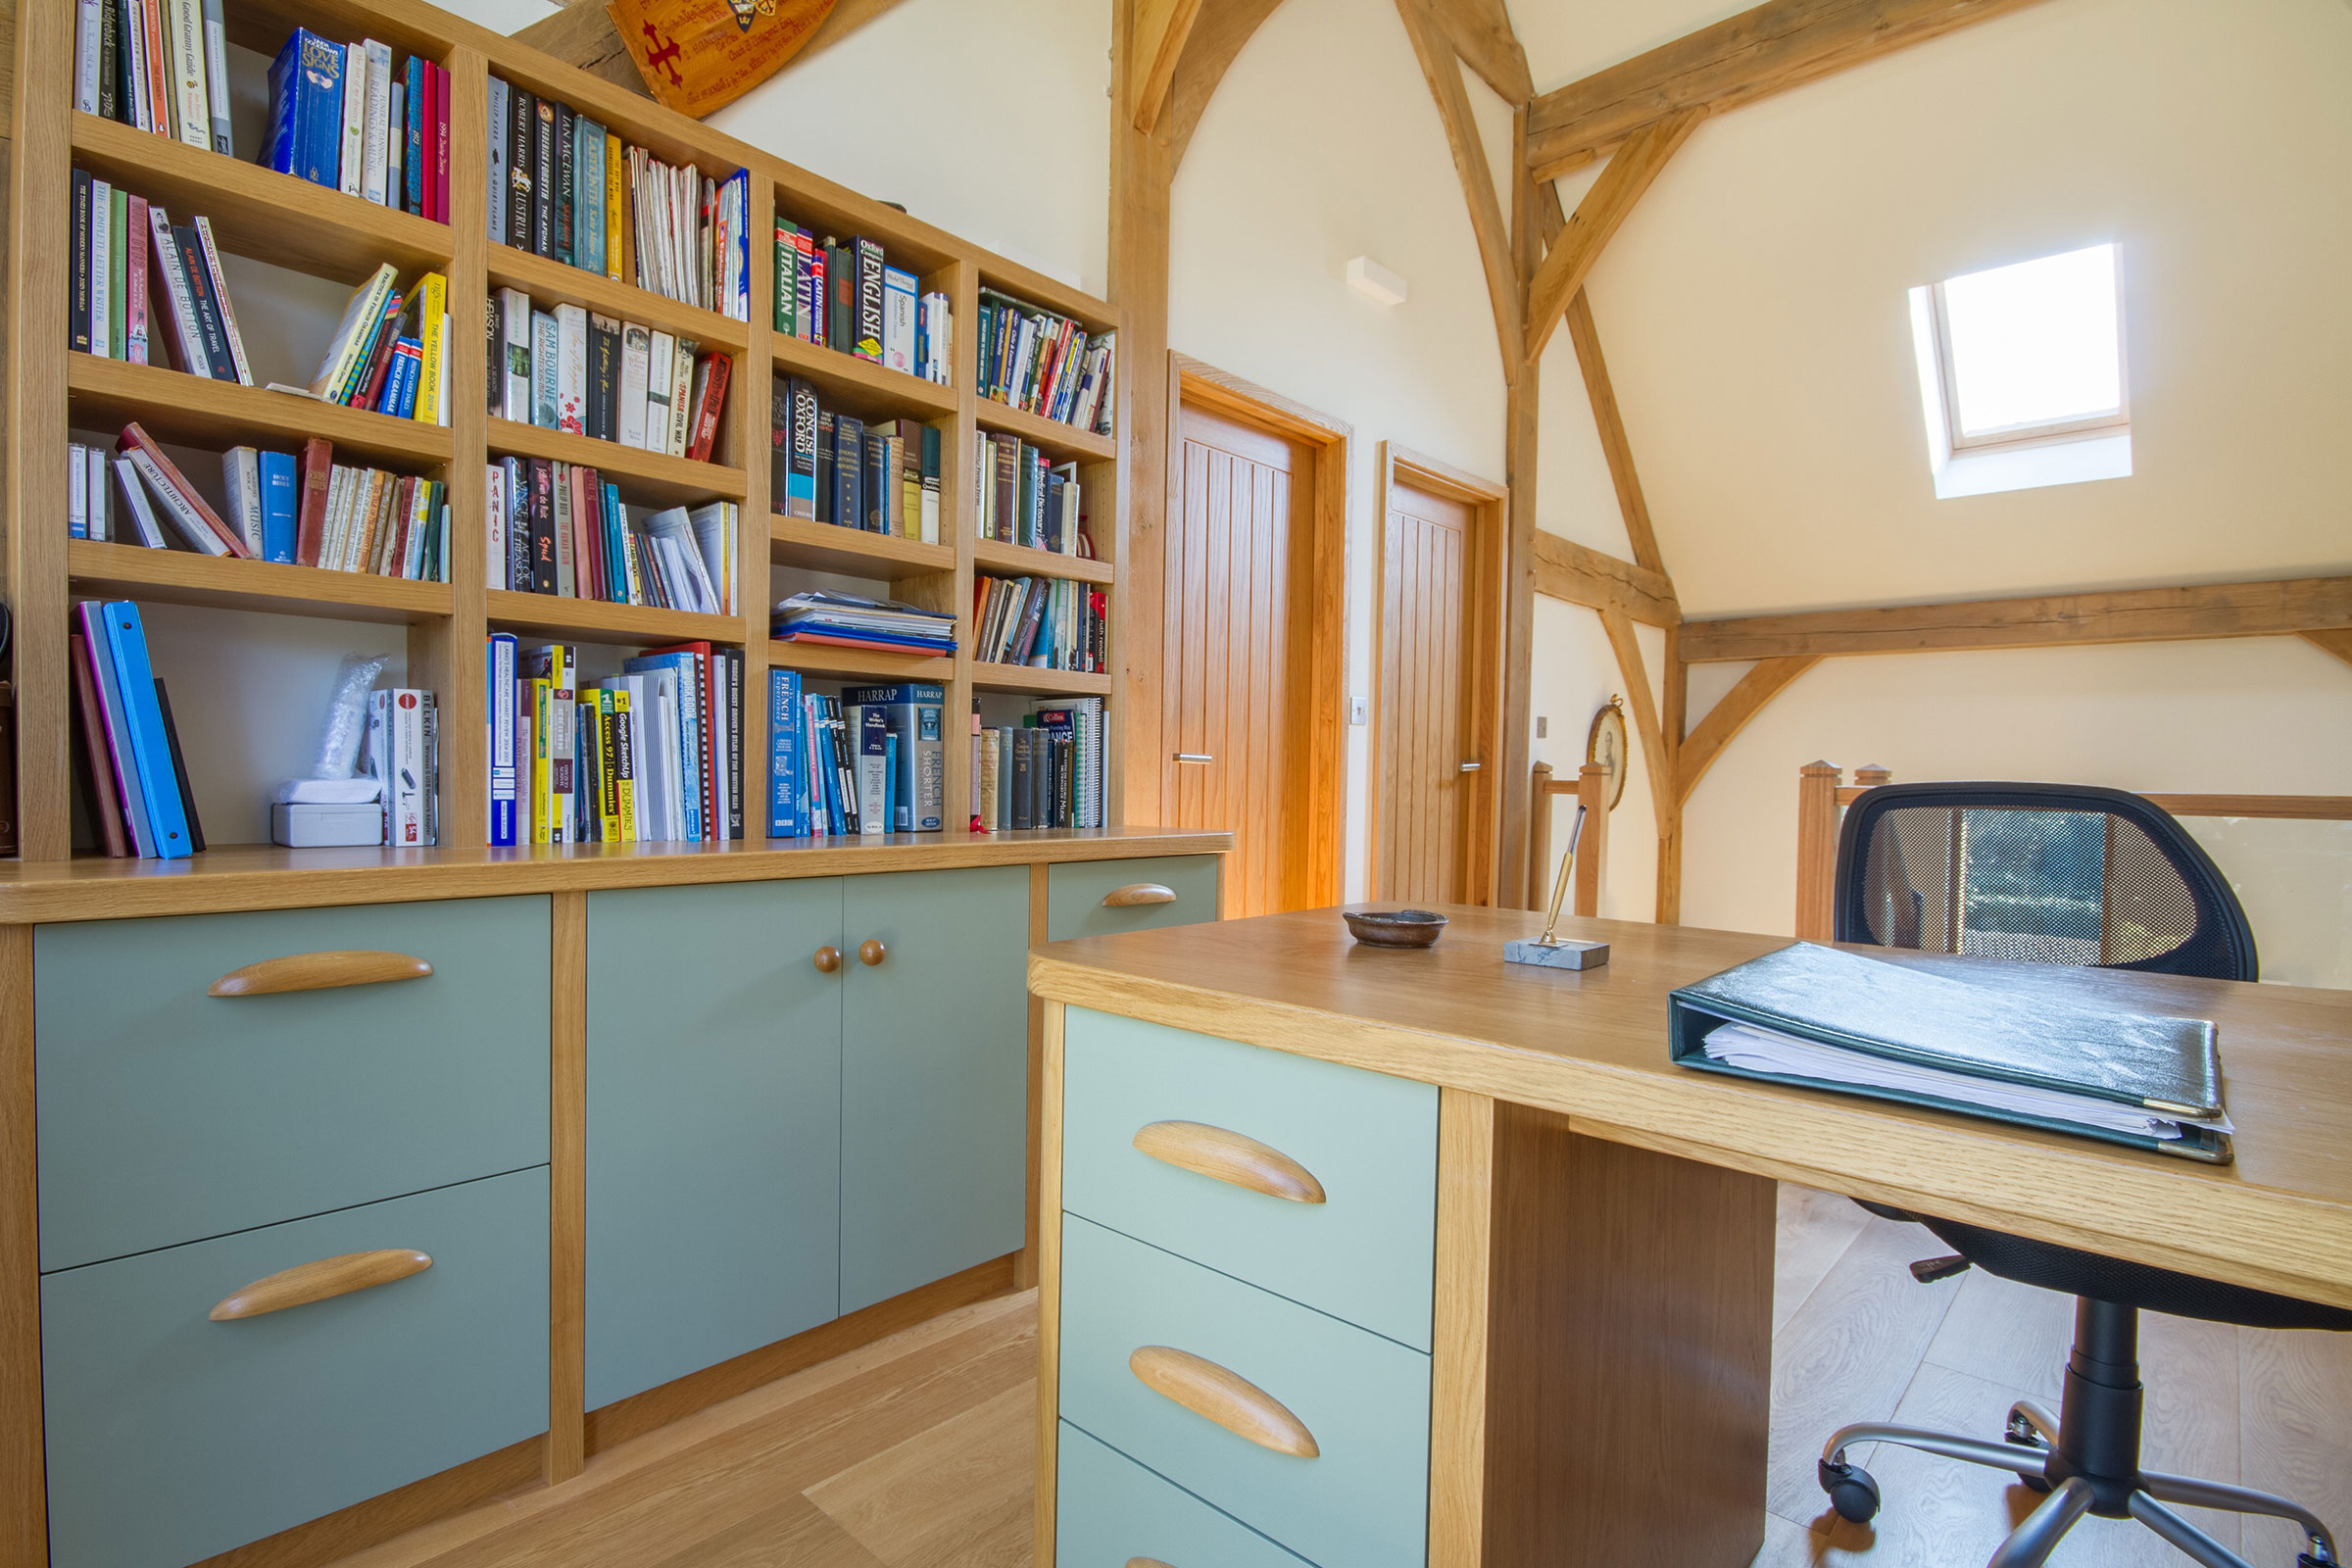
top-left (603, 485), bottom-right (627, 604)
top-left (766, 668), bottom-right (803, 838)
top-left (623, 653), bottom-right (705, 842)
top-left (290, 29), bottom-right (343, 189)
top-left (258, 451), bottom-right (298, 563)
top-left (487, 632), bottom-right (518, 846)
top-left (384, 342), bottom-right (421, 420)
top-left (76, 601), bottom-right (155, 857)
top-left (574, 116), bottom-right (606, 276)
top-left (403, 57), bottom-right (426, 217)
top-left (833, 414), bottom-right (864, 531)
top-left (97, 603), bottom-right (192, 859)
top-left (264, 37), bottom-right (302, 175)
top-left (882, 732), bottom-right (900, 835)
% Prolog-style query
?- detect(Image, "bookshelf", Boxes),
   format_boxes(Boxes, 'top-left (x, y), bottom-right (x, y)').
top-left (6, 0), bottom-right (1129, 861)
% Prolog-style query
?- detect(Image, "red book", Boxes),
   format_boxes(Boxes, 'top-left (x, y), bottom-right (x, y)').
top-left (352, 293), bottom-right (408, 410)
top-left (382, 475), bottom-right (415, 577)
top-left (68, 633), bottom-right (131, 858)
top-left (124, 194), bottom-right (150, 366)
top-left (115, 423), bottom-right (249, 557)
top-left (686, 354), bottom-right (731, 463)
top-left (430, 64), bottom-right (452, 224)
top-left (567, 465), bottom-right (597, 602)
top-left (295, 437), bottom-right (334, 566)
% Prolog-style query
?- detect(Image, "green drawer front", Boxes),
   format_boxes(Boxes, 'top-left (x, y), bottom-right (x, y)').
top-left (1057, 1215), bottom-right (1430, 1568)
top-left (1057, 1423), bottom-right (1315, 1568)
top-left (1062, 1008), bottom-right (1438, 1351)
top-left (41, 1167), bottom-right (550, 1568)
top-left (35, 897), bottom-right (551, 1272)
top-left (1046, 856), bottom-right (1222, 942)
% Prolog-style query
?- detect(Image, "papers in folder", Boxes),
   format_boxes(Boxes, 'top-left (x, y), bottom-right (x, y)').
top-left (1698, 1020), bottom-right (2233, 1143)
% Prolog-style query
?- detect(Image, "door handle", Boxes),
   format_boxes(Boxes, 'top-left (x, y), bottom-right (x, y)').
top-left (210, 1249), bottom-right (432, 1321)
top-left (858, 938), bottom-right (887, 967)
top-left (1102, 883), bottom-right (1176, 908)
top-left (1132, 1121), bottom-right (1326, 1203)
top-left (209, 951), bottom-right (433, 997)
top-left (1172, 754), bottom-right (1213, 764)
top-left (812, 945), bottom-right (842, 973)
top-left (1128, 1346), bottom-right (1320, 1457)
top-left (1458, 760), bottom-right (1482, 773)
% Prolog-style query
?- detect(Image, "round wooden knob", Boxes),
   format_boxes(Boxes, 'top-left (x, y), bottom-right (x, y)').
top-left (812, 946), bottom-right (841, 973)
top-left (858, 938), bottom-right (887, 967)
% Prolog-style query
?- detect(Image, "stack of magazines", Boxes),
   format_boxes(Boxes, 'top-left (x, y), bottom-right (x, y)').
top-left (771, 592), bottom-right (956, 657)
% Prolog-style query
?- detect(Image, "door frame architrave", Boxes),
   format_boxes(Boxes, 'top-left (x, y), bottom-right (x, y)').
top-left (1371, 442), bottom-right (1509, 906)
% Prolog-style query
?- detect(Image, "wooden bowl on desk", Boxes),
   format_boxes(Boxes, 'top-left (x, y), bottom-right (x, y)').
top-left (1343, 908), bottom-right (1448, 948)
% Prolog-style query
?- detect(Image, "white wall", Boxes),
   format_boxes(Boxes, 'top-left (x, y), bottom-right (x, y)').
top-left (1514, 0), bottom-right (2352, 967)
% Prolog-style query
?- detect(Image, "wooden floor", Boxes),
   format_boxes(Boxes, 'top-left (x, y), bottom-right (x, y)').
top-left (328, 1187), bottom-right (2352, 1568)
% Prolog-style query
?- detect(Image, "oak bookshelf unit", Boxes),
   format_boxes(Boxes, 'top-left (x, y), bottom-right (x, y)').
top-left (6, 0), bottom-right (1129, 864)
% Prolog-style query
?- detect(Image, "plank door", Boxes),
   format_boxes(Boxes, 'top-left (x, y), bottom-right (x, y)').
top-left (1376, 476), bottom-right (1491, 905)
top-left (1166, 401), bottom-right (1312, 917)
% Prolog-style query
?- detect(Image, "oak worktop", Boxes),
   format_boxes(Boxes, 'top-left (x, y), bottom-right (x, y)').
top-left (0, 828), bottom-right (1233, 923)
top-left (1028, 903), bottom-right (2352, 1311)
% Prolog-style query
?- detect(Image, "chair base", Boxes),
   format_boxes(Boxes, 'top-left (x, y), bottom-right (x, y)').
top-left (1818, 1406), bottom-right (2341, 1568)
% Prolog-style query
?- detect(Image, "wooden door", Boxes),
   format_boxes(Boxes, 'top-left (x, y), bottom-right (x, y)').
top-left (1376, 476), bottom-right (1493, 904)
top-left (1166, 403), bottom-right (1313, 917)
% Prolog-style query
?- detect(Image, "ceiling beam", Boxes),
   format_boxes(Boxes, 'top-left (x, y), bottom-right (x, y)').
top-left (1396, 0), bottom-right (1522, 369)
top-left (1415, 0), bottom-right (1535, 101)
top-left (1533, 532), bottom-right (1680, 627)
top-left (1674, 656), bottom-right (1820, 803)
top-left (1132, 0), bottom-right (1208, 133)
top-left (2303, 628), bottom-right (2352, 672)
top-left (1525, 0), bottom-right (2055, 180)
top-left (1681, 576), bottom-right (2352, 662)
top-left (1561, 289), bottom-right (1663, 575)
top-left (1523, 107), bottom-right (1700, 365)
top-left (1600, 610), bottom-right (1674, 843)
top-left (514, 0), bottom-right (914, 104)
top-left (1160, 0), bottom-right (1288, 171)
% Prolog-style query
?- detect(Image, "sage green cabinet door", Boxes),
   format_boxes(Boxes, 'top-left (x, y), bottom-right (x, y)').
top-left (1045, 855), bottom-right (1223, 942)
top-left (840, 866), bottom-right (1030, 1314)
top-left (35, 897), bottom-right (550, 1272)
top-left (586, 879), bottom-right (844, 1409)
top-left (1056, 1423), bottom-right (1315, 1568)
top-left (41, 1167), bottom-right (548, 1568)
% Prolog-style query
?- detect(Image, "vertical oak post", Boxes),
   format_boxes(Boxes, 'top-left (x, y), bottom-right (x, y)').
top-left (0, 927), bottom-right (44, 1567)
top-left (1527, 761), bottom-right (1554, 907)
top-left (1854, 763), bottom-right (1892, 792)
top-left (1574, 762), bottom-right (1608, 917)
top-left (1795, 760), bottom-right (1842, 941)
top-left (546, 891), bottom-right (588, 1483)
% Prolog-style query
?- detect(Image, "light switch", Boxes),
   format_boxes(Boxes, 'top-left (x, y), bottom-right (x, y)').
top-left (1537, 716), bottom-right (1548, 739)
top-left (1349, 697), bottom-right (1368, 725)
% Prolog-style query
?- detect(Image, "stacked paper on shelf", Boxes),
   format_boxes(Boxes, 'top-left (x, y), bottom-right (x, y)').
top-left (771, 591), bottom-right (956, 656)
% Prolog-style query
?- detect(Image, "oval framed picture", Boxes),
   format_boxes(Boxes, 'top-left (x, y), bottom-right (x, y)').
top-left (1586, 696), bottom-right (1629, 809)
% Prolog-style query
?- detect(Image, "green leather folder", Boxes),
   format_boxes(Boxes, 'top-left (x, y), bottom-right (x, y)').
top-left (1668, 942), bottom-right (2231, 1163)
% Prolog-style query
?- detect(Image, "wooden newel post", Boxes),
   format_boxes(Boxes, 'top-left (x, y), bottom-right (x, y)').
top-left (1854, 764), bottom-right (1892, 792)
top-left (1528, 762), bottom-right (1554, 907)
top-left (1794, 761), bottom-right (1841, 942)
top-left (1574, 763), bottom-right (1609, 918)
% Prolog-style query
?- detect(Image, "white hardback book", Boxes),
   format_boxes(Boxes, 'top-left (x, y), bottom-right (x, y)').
top-left (70, 445), bottom-right (88, 540)
top-left (644, 331), bottom-right (676, 449)
top-left (617, 323), bottom-right (652, 449)
top-left (484, 465), bottom-right (506, 582)
top-left (361, 40), bottom-right (393, 206)
top-left (555, 304), bottom-right (588, 435)
top-left (76, 1), bottom-right (103, 114)
top-left (666, 343), bottom-right (695, 456)
top-left (337, 41), bottom-right (368, 197)
top-left (122, 447), bottom-right (225, 555)
top-left (114, 458), bottom-right (167, 548)
top-left (200, 0), bottom-right (231, 153)
top-left (85, 446), bottom-right (111, 542)
top-left (221, 447), bottom-right (264, 555)
top-left (167, 0), bottom-right (210, 151)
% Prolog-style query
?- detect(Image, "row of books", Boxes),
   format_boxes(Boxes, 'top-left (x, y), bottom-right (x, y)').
top-left (70, 174), bottom-right (251, 384)
top-left (973, 576), bottom-right (1106, 673)
top-left (486, 637), bottom-right (744, 847)
top-left (312, 265), bottom-right (450, 424)
top-left (69, 600), bottom-right (204, 859)
top-left (771, 592), bottom-right (956, 658)
top-left (772, 221), bottom-right (950, 384)
top-left (486, 459), bottom-right (736, 614)
top-left (768, 376), bottom-right (941, 542)
top-left (73, 0), bottom-right (230, 156)
top-left (978, 290), bottom-right (1115, 434)
top-left (765, 674), bottom-right (945, 838)
top-left (266, 28), bottom-right (451, 219)
top-left (491, 76), bottom-right (752, 322)
top-left (491, 290), bottom-right (731, 463)
top-left (972, 701), bottom-right (1107, 830)
top-left (977, 433), bottom-right (1089, 554)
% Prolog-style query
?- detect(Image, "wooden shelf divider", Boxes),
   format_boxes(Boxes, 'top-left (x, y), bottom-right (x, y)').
top-left (67, 541), bottom-right (455, 625)
top-left (68, 356), bottom-right (457, 468)
top-left (769, 516), bottom-right (957, 580)
top-left (973, 538), bottom-right (1116, 585)
top-left (974, 397), bottom-right (1118, 463)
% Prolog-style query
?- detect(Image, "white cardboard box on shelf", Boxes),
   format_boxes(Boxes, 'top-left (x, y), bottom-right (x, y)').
top-left (270, 802), bottom-right (385, 848)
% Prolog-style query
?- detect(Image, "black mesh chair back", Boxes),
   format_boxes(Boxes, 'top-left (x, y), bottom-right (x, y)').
top-left (1833, 782), bottom-right (2257, 983)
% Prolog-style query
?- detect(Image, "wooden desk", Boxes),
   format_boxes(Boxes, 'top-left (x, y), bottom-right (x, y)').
top-left (1027, 905), bottom-right (2352, 1568)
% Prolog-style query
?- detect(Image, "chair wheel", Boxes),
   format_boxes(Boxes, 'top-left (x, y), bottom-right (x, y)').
top-left (1819, 1459), bottom-right (1882, 1524)
top-left (2003, 1412), bottom-right (2053, 1493)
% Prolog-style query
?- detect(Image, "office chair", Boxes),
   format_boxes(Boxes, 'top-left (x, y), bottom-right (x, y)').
top-left (1812, 782), bottom-right (2347, 1568)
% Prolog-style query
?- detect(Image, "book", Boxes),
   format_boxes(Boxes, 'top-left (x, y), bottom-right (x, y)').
top-left (687, 352), bottom-right (731, 462)
top-left (555, 303), bottom-right (588, 434)
top-left (617, 322), bottom-right (651, 449)
top-left (337, 40), bottom-right (367, 198)
top-left (413, 272), bottom-right (449, 424)
top-left (76, 601), bottom-right (156, 856)
top-left (585, 312), bottom-right (620, 441)
top-left (880, 266), bottom-right (917, 375)
top-left (188, 218), bottom-right (252, 385)
top-left (153, 678), bottom-right (206, 853)
top-left (220, 446), bottom-right (264, 555)
top-left (116, 423), bottom-right (246, 556)
top-left (165, 0), bottom-right (209, 152)
top-left (362, 38), bottom-right (394, 205)
top-left (311, 263), bottom-right (400, 398)
top-left (842, 684), bottom-right (944, 832)
top-left (97, 601), bottom-right (192, 858)
top-left (487, 631), bottom-right (518, 846)
top-left (69, 630), bottom-right (131, 858)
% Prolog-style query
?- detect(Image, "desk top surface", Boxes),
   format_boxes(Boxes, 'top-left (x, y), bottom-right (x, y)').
top-left (1029, 904), bottom-right (2352, 1309)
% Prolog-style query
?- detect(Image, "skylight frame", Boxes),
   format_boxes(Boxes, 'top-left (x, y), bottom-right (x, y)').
top-left (1926, 245), bottom-right (2131, 454)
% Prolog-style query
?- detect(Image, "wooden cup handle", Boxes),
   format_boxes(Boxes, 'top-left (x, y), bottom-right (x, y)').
top-left (210, 1249), bottom-right (432, 1321)
top-left (1102, 882), bottom-right (1177, 907)
top-left (858, 938), bottom-right (887, 966)
top-left (812, 946), bottom-right (842, 973)
top-left (1128, 1560), bottom-right (1178, 1568)
top-left (1133, 1121), bottom-right (1326, 1204)
top-left (209, 951), bottom-right (433, 997)
top-left (1128, 1346), bottom-right (1319, 1458)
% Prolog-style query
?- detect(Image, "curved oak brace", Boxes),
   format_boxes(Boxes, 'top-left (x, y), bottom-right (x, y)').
top-left (1133, 1120), bottom-right (1326, 1204)
top-left (1102, 882), bottom-right (1178, 907)
top-left (1675, 656), bottom-right (1821, 805)
top-left (208, 951), bottom-right (434, 997)
top-left (209, 1249), bottom-right (432, 1321)
top-left (1127, 1346), bottom-right (1320, 1458)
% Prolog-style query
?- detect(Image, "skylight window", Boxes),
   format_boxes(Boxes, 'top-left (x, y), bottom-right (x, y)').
top-left (1908, 243), bottom-right (2132, 499)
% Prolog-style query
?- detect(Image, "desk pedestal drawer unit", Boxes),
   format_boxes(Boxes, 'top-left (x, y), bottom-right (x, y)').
top-left (1044, 856), bottom-right (1223, 942)
top-left (40, 1169), bottom-right (549, 1568)
top-left (1055, 1422), bottom-right (1315, 1568)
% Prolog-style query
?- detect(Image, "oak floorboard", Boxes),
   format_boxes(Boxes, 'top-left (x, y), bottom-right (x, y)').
top-left (806, 1385), bottom-right (1035, 1568)
top-left (1773, 1183), bottom-right (1873, 1338)
top-left (2240, 1327), bottom-right (2352, 1566)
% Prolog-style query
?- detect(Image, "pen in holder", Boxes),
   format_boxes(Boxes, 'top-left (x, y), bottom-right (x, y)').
top-left (1504, 804), bottom-right (1610, 970)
